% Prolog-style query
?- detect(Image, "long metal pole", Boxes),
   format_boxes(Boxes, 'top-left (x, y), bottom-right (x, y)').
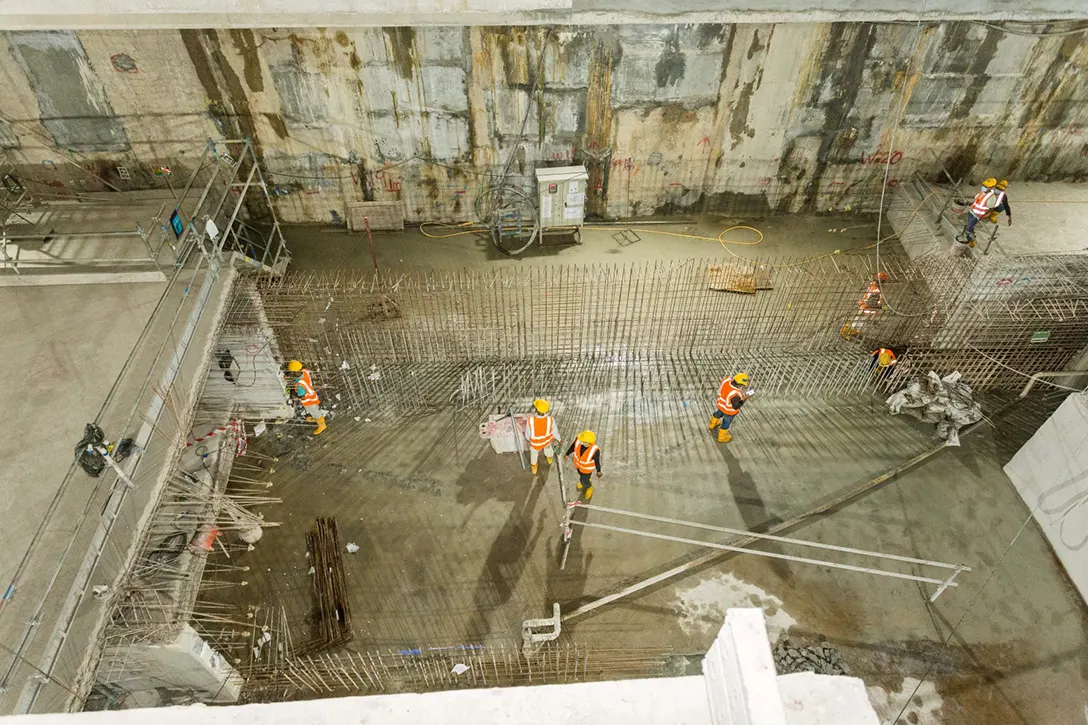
top-left (570, 520), bottom-right (959, 588)
top-left (576, 503), bottom-right (967, 570)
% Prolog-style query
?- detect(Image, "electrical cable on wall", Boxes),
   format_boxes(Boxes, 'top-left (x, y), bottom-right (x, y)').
top-left (476, 27), bottom-right (553, 257)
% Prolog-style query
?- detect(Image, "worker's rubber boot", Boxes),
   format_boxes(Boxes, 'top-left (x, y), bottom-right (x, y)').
top-left (576, 482), bottom-right (583, 491)
top-left (584, 486), bottom-right (593, 501)
top-left (708, 416), bottom-right (720, 430)
top-left (305, 416), bottom-right (316, 422)
top-left (717, 428), bottom-right (731, 443)
top-left (531, 464), bottom-right (538, 475)
top-left (547, 457), bottom-right (554, 465)
top-left (313, 417), bottom-right (327, 436)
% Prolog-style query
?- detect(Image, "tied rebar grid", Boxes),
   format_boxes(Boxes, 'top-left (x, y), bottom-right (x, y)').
top-left (248, 255), bottom-right (928, 417)
top-left (93, 442), bottom-right (283, 693)
top-left (885, 183), bottom-right (1088, 391)
top-left (238, 640), bottom-right (672, 702)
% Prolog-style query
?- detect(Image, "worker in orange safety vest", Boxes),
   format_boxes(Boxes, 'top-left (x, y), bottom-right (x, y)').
top-left (870, 347), bottom-right (898, 382)
top-left (287, 360), bottom-right (327, 435)
top-left (954, 177), bottom-right (998, 256)
top-left (525, 398), bottom-right (561, 475)
top-left (708, 372), bottom-right (750, 443)
top-left (565, 430), bottom-right (602, 500)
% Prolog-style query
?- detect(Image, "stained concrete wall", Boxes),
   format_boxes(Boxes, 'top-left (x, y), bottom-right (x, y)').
top-left (1, 23), bottom-right (1087, 224)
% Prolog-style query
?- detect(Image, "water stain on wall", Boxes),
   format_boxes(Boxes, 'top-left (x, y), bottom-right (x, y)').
top-left (230, 29), bottom-right (264, 93)
top-left (654, 28), bottom-right (686, 88)
top-left (384, 27), bottom-right (418, 81)
top-left (9, 30), bottom-right (129, 152)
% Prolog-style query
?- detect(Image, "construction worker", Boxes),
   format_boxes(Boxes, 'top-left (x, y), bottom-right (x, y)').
top-left (565, 430), bottom-right (602, 500)
top-left (990, 179), bottom-right (1012, 227)
top-left (708, 372), bottom-right (750, 443)
top-left (955, 178), bottom-right (999, 255)
top-left (871, 347), bottom-right (898, 369)
top-left (525, 398), bottom-right (560, 475)
top-left (870, 347), bottom-right (898, 382)
top-left (286, 360), bottom-right (327, 435)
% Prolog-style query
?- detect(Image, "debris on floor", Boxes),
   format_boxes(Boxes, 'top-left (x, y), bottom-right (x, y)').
top-left (886, 371), bottom-right (983, 446)
top-left (772, 637), bottom-right (850, 676)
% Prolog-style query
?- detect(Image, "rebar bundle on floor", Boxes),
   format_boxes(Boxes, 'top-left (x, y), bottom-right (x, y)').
top-left (301, 517), bottom-right (353, 654)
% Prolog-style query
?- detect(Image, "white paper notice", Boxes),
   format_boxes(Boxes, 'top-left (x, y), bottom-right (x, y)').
top-left (566, 192), bottom-right (585, 205)
top-left (564, 206), bottom-right (583, 219)
top-left (541, 195), bottom-right (553, 219)
top-left (568, 181), bottom-right (580, 192)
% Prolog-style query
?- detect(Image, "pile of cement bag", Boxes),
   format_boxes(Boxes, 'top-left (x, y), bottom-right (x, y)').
top-left (886, 371), bottom-right (983, 446)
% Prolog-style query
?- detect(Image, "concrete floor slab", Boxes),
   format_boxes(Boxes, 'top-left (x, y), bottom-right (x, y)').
top-left (278, 213), bottom-right (886, 273)
top-left (951, 182), bottom-right (1088, 258)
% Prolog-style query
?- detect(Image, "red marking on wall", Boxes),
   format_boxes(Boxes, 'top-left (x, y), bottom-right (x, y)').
top-left (758, 177), bottom-right (772, 187)
top-left (887, 178), bottom-right (901, 188)
top-left (861, 150), bottom-right (904, 165)
top-left (611, 157), bottom-right (636, 171)
top-left (698, 136), bottom-right (711, 154)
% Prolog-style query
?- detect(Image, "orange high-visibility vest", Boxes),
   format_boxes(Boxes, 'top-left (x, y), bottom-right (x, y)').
top-left (970, 188), bottom-right (997, 219)
top-left (573, 441), bottom-right (599, 474)
top-left (296, 369), bottom-right (320, 407)
top-left (716, 378), bottom-right (744, 416)
top-left (528, 415), bottom-right (555, 450)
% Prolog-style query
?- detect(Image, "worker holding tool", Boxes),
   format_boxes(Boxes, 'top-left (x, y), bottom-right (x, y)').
top-left (526, 398), bottom-right (560, 475)
top-left (565, 430), bottom-right (602, 500)
top-left (286, 360), bottom-right (327, 435)
top-left (708, 372), bottom-right (750, 443)
top-left (989, 179), bottom-right (1012, 227)
top-left (954, 177), bottom-right (999, 255)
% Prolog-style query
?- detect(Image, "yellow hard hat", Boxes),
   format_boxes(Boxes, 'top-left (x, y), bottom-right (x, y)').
top-left (578, 430), bottom-right (596, 445)
top-left (286, 360), bottom-right (303, 372)
top-left (996, 179), bottom-right (1008, 190)
top-left (533, 398), bottom-right (550, 414)
top-left (982, 177), bottom-right (997, 188)
top-left (733, 372), bottom-right (750, 386)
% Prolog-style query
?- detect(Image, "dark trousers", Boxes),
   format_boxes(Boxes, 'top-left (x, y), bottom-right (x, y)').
top-left (712, 409), bottom-right (736, 429)
top-left (963, 213), bottom-right (980, 239)
top-left (578, 472), bottom-right (593, 487)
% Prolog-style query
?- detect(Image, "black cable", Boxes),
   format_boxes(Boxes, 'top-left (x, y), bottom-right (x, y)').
top-left (482, 28), bottom-right (553, 257)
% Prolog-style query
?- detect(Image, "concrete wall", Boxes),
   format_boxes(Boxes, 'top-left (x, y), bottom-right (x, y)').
top-left (1003, 392), bottom-right (1088, 605)
top-left (1, 23), bottom-right (1087, 224)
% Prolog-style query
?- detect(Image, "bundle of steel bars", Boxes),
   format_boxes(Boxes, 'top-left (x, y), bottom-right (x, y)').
top-left (301, 517), bottom-right (353, 653)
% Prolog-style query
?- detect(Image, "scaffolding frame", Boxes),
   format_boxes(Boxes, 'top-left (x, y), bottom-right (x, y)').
top-left (0, 139), bottom-right (289, 714)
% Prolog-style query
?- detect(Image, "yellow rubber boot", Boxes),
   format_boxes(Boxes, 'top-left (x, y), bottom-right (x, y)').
top-left (717, 428), bottom-right (731, 443)
top-left (576, 482), bottom-right (583, 490)
top-left (313, 417), bottom-right (327, 436)
top-left (547, 457), bottom-right (554, 465)
top-left (708, 416), bottom-right (720, 430)
top-left (584, 486), bottom-right (593, 501)
top-left (531, 464), bottom-right (538, 475)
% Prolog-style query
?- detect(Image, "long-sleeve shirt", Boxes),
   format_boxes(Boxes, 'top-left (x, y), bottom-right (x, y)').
top-left (565, 442), bottom-right (602, 472)
top-left (994, 192), bottom-right (1011, 217)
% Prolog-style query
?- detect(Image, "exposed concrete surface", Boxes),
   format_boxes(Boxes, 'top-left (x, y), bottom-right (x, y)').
top-left (979, 182), bottom-right (1088, 256)
top-left (1, 23), bottom-right (1086, 224)
top-left (1003, 392), bottom-right (1088, 602)
top-left (0, 282), bottom-right (164, 585)
top-left (198, 387), bottom-right (1087, 723)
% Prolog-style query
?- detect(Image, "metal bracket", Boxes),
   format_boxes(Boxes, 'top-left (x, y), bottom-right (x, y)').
top-left (929, 564), bottom-right (967, 603)
top-left (521, 603), bottom-right (561, 654)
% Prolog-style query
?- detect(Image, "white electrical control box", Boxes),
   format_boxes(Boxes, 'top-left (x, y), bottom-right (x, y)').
top-left (535, 165), bottom-right (588, 232)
